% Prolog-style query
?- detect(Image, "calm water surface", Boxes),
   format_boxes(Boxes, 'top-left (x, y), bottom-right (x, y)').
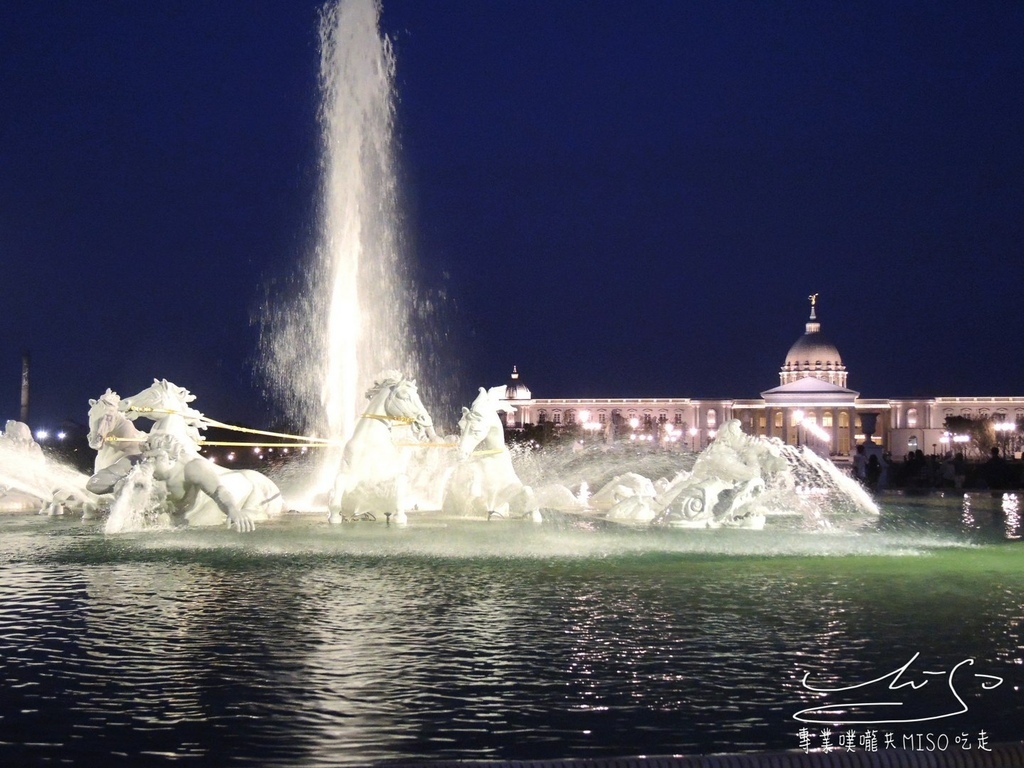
top-left (2, 493), bottom-right (1023, 766)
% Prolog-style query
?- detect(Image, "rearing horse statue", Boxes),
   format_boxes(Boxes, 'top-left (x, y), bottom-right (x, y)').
top-left (327, 371), bottom-right (441, 525)
top-left (441, 386), bottom-right (541, 521)
top-left (120, 379), bottom-right (205, 449)
top-left (85, 389), bottom-right (150, 500)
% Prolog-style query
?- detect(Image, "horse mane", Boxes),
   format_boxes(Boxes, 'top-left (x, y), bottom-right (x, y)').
top-left (365, 370), bottom-right (411, 400)
top-left (88, 389), bottom-right (121, 410)
top-left (152, 378), bottom-right (196, 404)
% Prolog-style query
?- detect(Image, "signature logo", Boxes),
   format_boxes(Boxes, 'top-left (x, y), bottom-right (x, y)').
top-left (794, 652), bottom-right (1004, 725)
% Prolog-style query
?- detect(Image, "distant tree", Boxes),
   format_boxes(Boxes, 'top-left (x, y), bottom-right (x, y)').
top-left (510, 421), bottom-right (555, 447)
top-left (943, 415), bottom-right (994, 459)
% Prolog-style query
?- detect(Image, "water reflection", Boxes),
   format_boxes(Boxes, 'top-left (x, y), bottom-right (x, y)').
top-left (960, 490), bottom-right (1024, 541)
top-left (1, 502), bottom-right (1023, 765)
top-left (1002, 493), bottom-right (1021, 540)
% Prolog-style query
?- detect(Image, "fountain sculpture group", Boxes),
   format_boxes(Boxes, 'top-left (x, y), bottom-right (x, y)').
top-left (0, 374), bottom-right (878, 533)
top-left (0, 2), bottom-right (846, 533)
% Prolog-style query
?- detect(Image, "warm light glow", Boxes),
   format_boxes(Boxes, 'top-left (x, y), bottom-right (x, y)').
top-left (803, 422), bottom-right (831, 442)
top-left (579, 410), bottom-right (590, 423)
top-left (629, 418), bottom-right (639, 429)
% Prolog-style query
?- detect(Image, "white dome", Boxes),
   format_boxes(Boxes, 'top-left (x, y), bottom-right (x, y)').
top-left (504, 366), bottom-right (532, 400)
top-left (779, 301), bottom-right (847, 387)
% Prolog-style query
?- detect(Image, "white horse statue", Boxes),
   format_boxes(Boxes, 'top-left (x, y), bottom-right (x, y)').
top-left (328, 372), bottom-right (443, 525)
top-left (86, 390), bottom-right (149, 496)
top-left (99, 379), bottom-right (284, 528)
top-left (120, 379), bottom-right (206, 449)
top-left (441, 386), bottom-right (541, 521)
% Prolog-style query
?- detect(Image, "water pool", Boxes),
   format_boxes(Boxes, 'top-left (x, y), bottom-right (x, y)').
top-left (2, 492), bottom-right (1022, 766)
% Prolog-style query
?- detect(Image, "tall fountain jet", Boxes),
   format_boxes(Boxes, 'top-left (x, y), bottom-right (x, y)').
top-left (261, 0), bottom-right (418, 478)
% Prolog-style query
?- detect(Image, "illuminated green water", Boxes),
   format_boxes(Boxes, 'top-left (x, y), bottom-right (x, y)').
top-left (1, 494), bottom-right (1022, 765)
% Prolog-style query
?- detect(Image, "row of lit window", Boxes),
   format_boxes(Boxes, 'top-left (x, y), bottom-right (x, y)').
top-left (782, 361), bottom-right (845, 369)
top-left (903, 408), bottom-right (1024, 428)
top-left (537, 409), bottom-right (702, 427)
top-left (767, 411), bottom-right (852, 429)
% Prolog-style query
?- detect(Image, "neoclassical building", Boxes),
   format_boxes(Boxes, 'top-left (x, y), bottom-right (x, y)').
top-left (500, 297), bottom-right (1024, 459)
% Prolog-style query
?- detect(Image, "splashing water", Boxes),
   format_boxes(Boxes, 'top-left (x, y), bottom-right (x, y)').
top-left (509, 431), bottom-right (879, 532)
top-left (0, 439), bottom-right (93, 515)
top-left (104, 463), bottom-right (169, 534)
top-left (743, 442), bottom-right (880, 529)
top-left (259, 0), bottom-right (419, 488)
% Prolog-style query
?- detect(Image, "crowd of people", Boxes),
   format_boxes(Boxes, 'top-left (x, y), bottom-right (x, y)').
top-left (851, 444), bottom-right (1022, 492)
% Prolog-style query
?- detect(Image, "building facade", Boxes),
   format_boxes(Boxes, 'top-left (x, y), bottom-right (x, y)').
top-left (500, 298), bottom-right (1023, 459)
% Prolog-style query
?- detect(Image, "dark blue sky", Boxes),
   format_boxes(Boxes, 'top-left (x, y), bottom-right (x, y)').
top-left (2, 1), bottom-right (1022, 431)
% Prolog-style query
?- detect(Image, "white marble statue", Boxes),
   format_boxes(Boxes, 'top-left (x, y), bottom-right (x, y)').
top-left (120, 379), bottom-right (206, 449)
top-left (143, 433), bottom-right (258, 531)
top-left (589, 472), bottom-right (661, 522)
top-left (0, 420), bottom-right (97, 516)
top-left (327, 372), bottom-right (443, 525)
top-left (86, 389), bottom-right (148, 497)
top-left (94, 380), bottom-right (283, 531)
top-left (441, 386), bottom-right (541, 521)
top-left (0, 420), bottom-right (49, 512)
top-left (651, 419), bottom-right (789, 528)
top-left (2, 420), bottom-right (43, 457)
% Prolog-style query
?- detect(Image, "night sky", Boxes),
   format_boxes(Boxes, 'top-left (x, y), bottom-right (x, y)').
top-left (2, 1), bottom-right (1022, 433)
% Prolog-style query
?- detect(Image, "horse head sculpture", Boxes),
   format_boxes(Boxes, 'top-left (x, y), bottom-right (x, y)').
top-left (456, 386), bottom-right (515, 461)
top-left (366, 371), bottom-right (438, 442)
top-left (119, 379), bottom-right (205, 449)
top-left (121, 379), bottom-right (200, 420)
top-left (87, 389), bottom-right (124, 450)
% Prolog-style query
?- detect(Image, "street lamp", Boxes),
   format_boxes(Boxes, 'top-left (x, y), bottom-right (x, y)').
top-left (579, 410), bottom-right (602, 442)
top-left (995, 421), bottom-right (1015, 458)
top-left (791, 410), bottom-right (830, 453)
top-left (792, 410), bottom-right (804, 447)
